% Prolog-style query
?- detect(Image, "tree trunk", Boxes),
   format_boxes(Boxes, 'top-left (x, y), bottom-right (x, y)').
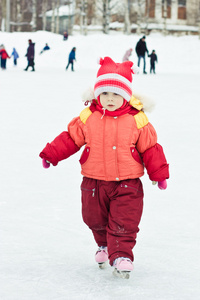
top-left (83, 0), bottom-right (88, 35)
top-left (51, 0), bottom-right (55, 33)
top-left (16, 0), bottom-right (21, 32)
top-left (79, 0), bottom-right (87, 35)
top-left (102, 0), bottom-right (109, 34)
top-left (163, 0), bottom-right (168, 36)
top-left (56, 0), bottom-right (60, 34)
top-left (32, 0), bottom-right (37, 32)
top-left (42, 0), bottom-right (47, 31)
top-left (1, 0), bottom-right (6, 31)
top-left (136, 0), bottom-right (142, 35)
top-left (6, 0), bottom-right (10, 32)
top-left (124, 0), bottom-right (131, 34)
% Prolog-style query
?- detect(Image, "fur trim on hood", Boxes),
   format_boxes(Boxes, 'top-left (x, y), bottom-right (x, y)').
top-left (81, 87), bottom-right (155, 113)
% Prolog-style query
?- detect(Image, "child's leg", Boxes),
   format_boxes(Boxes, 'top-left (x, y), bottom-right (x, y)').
top-left (107, 179), bottom-right (143, 266)
top-left (153, 62), bottom-right (156, 73)
top-left (81, 177), bottom-right (109, 247)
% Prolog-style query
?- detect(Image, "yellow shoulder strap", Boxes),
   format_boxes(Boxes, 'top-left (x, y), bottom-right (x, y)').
top-left (134, 111), bottom-right (149, 129)
top-left (129, 95), bottom-right (143, 111)
top-left (80, 107), bottom-right (92, 124)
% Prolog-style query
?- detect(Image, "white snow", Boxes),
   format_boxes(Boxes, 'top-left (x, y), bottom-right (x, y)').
top-left (0, 30), bottom-right (200, 300)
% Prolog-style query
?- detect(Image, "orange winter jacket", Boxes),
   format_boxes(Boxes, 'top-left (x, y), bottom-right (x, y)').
top-left (40, 96), bottom-right (169, 182)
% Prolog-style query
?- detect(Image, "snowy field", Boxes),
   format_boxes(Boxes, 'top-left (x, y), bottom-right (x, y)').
top-left (0, 30), bottom-right (200, 300)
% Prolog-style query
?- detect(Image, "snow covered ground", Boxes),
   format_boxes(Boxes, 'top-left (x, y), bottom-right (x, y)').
top-left (0, 30), bottom-right (200, 300)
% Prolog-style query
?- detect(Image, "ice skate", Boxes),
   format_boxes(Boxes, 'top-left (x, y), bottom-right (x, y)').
top-left (113, 257), bottom-right (133, 279)
top-left (95, 246), bottom-right (108, 269)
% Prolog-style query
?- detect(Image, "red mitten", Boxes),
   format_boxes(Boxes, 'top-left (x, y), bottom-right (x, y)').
top-left (158, 180), bottom-right (167, 190)
top-left (42, 158), bottom-right (50, 168)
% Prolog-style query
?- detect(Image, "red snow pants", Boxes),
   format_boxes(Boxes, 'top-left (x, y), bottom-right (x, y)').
top-left (81, 177), bottom-right (144, 266)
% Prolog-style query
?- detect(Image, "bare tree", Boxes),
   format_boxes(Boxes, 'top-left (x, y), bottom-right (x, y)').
top-left (124, 0), bottom-right (131, 34)
top-left (6, 0), bottom-right (11, 31)
top-left (1, 0), bottom-right (6, 31)
top-left (51, 0), bottom-right (56, 32)
top-left (16, 0), bottom-right (22, 32)
top-left (78, 0), bottom-right (88, 35)
top-left (162, 0), bottom-right (168, 35)
top-left (42, 0), bottom-right (48, 30)
top-left (102, 0), bottom-right (110, 33)
top-left (198, 0), bottom-right (200, 39)
top-left (136, 0), bottom-right (142, 34)
top-left (32, 0), bottom-right (37, 31)
top-left (56, 0), bottom-right (60, 33)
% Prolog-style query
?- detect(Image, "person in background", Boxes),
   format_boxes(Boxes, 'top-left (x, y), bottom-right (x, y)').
top-left (135, 36), bottom-right (149, 74)
top-left (122, 48), bottom-right (133, 62)
top-left (66, 47), bottom-right (76, 71)
top-left (0, 44), bottom-right (10, 70)
top-left (63, 31), bottom-right (68, 41)
top-left (11, 48), bottom-right (19, 66)
top-left (40, 43), bottom-right (50, 54)
top-left (148, 50), bottom-right (158, 74)
top-left (39, 57), bottom-right (169, 279)
top-left (24, 39), bottom-right (35, 72)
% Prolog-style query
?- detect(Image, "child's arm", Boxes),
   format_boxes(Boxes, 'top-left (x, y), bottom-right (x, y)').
top-left (40, 116), bottom-right (86, 167)
top-left (39, 131), bottom-right (80, 166)
top-left (136, 121), bottom-right (169, 183)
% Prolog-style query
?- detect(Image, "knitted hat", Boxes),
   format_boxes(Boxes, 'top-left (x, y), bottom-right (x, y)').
top-left (94, 57), bottom-right (136, 102)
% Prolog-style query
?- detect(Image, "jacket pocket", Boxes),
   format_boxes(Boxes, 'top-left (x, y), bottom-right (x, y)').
top-left (120, 181), bottom-right (143, 195)
top-left (79, 146), bottom-right (90, 165)
top-left (130, 147), bottom-right (143, 165)
top-left (81, 187), bottom-right (95, 197)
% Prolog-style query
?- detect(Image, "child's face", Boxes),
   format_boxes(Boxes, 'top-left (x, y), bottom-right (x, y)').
top-left (99, 92), bottom-right (124, 111)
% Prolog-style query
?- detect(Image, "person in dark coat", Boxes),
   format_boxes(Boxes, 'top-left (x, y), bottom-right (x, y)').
top-left (66, 47), bottom-right (76, 71)
top-left (148, 50), bottom-right (158, 74)
top-left (135, 36), bottom-right (149, 74)
top-left (24, 39), bottom-right (35, 71)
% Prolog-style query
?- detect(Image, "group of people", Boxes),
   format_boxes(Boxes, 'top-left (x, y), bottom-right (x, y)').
top-left (1, 35), bottom-right (156, 74)
top-left (0, 44), bottom-right (19, 70)
top-left (123, 35), bottom-right (158, 74)
top-left (0, 40), bottom-right (34, 71)
top-left (0, 37), bottom-right (76, 72)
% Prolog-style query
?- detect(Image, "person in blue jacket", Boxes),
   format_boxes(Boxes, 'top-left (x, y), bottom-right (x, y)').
top-left (11, 48), bottom-right (19, 65)
top-left (40, 43), bottom-right (50, 54)
top-left (66, 47), bottom-right (76, 71)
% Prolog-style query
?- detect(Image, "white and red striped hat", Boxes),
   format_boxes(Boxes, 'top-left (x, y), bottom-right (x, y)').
top-left (94, 57), bottom-right (136, 102)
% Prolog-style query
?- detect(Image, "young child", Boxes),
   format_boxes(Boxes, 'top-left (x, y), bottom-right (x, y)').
top-left (0, 45), bottom-right (10, 69)
top-left (148, 50), bottom-right (158, 74)
top-left (11, 47), bottom-right (19, 66)
top-left (39, 57), bottom-right (169, 279)
top-left (122, 48), bottom-right (132, 62)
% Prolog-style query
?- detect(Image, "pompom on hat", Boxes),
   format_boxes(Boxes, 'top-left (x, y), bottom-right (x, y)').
top-left (94, 57), bottom-right (137, 102)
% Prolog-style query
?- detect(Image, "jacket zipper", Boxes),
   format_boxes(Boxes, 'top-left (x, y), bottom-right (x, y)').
top-left (81, 187), bottom-right (95, 197)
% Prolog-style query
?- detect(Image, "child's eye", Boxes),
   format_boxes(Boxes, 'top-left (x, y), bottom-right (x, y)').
top-left (102, 92), bottom-right (107, 95)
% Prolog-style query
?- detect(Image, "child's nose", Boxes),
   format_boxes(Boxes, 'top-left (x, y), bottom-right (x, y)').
top-left (108, 95), bottom-right (114, 101)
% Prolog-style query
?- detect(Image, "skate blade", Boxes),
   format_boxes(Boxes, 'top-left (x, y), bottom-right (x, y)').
top-left (98, 261), bottom-right (107, 269)
top-left (113, 268), bottom-right (130, 279)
